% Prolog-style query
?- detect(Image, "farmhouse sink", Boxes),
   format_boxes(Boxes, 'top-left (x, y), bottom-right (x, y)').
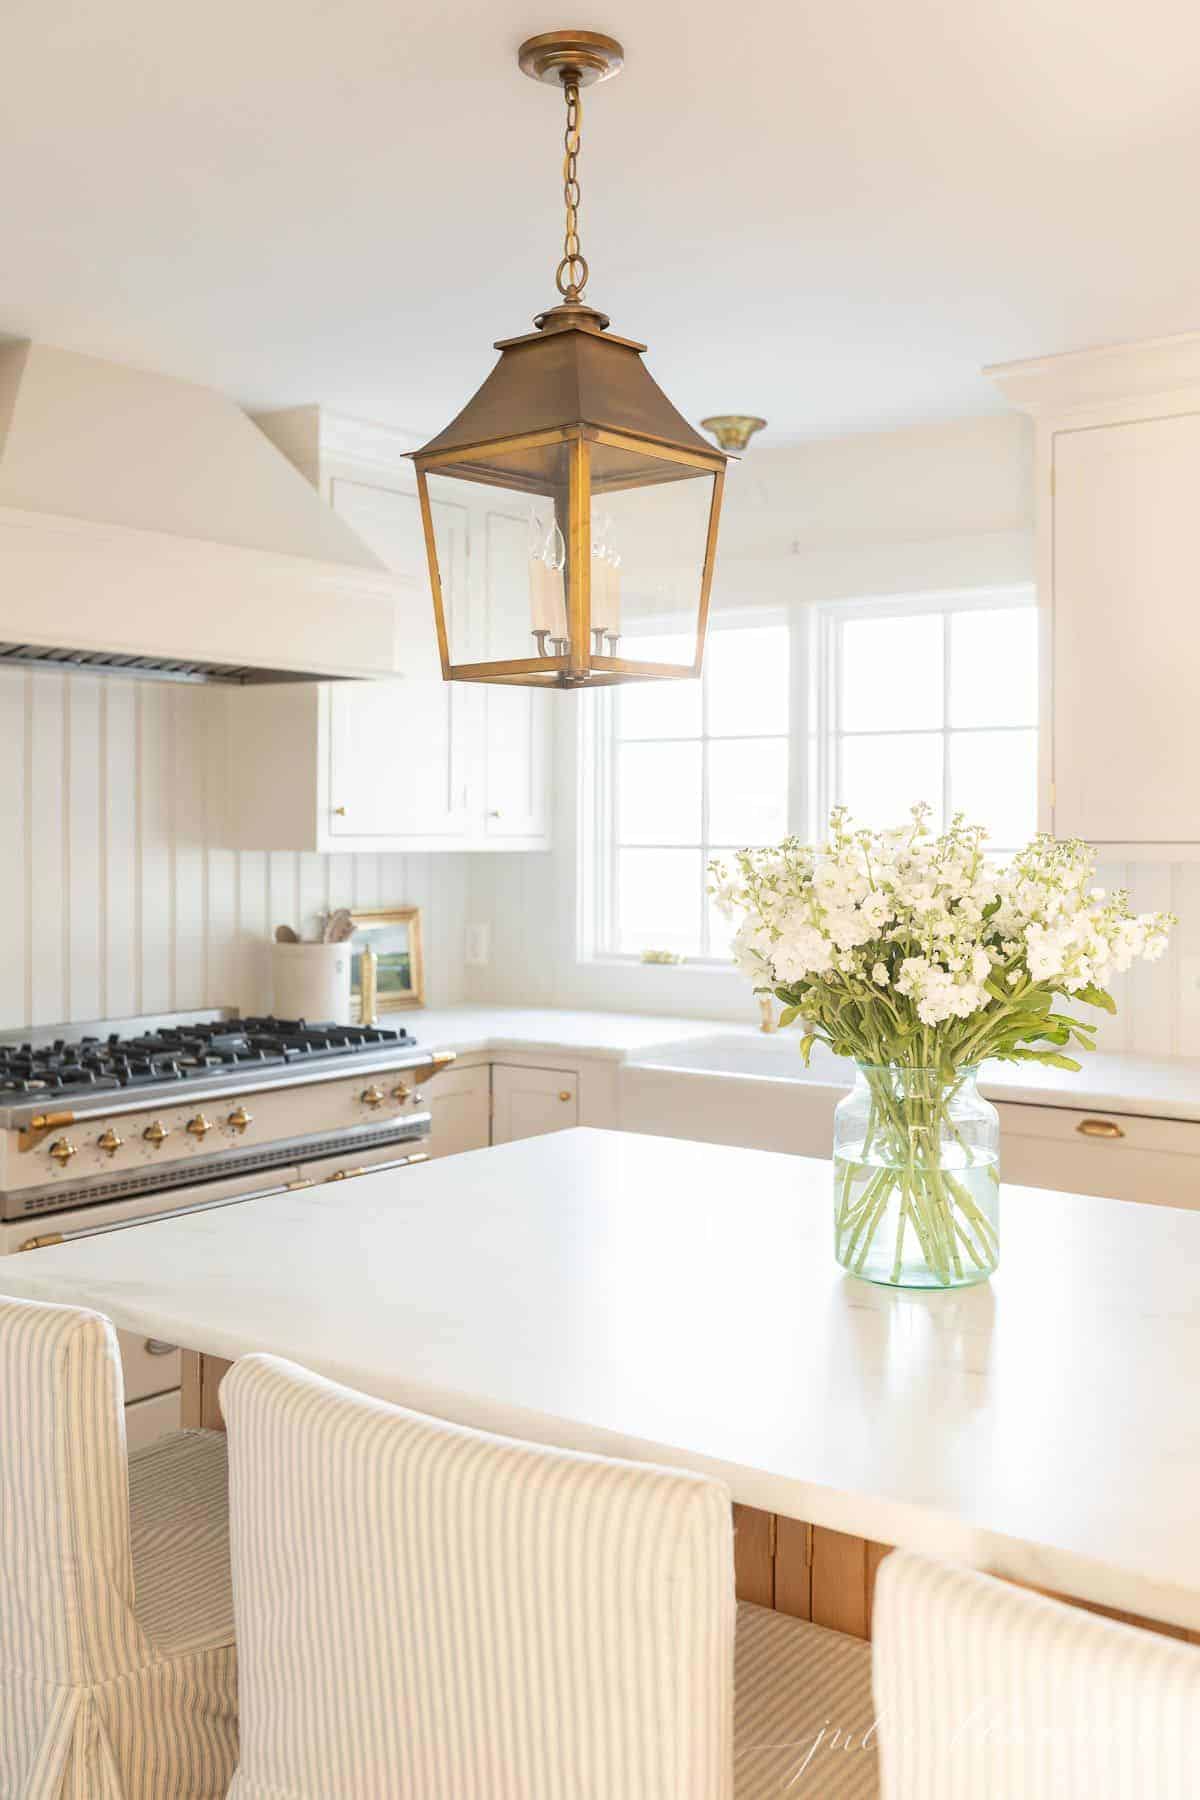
top-left (629, 1031), bottom-right (855, 1087)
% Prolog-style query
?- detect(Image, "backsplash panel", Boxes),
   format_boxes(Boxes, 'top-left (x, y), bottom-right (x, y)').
top-left (0, 669), bottom-right (469, 1028)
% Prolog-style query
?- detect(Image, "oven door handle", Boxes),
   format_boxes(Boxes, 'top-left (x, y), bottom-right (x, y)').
top-left (16, 1151), bottom-right (431, 1251)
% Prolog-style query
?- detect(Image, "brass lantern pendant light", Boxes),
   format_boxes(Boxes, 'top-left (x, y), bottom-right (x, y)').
top-left (412, 29), bottom-right (729, 688)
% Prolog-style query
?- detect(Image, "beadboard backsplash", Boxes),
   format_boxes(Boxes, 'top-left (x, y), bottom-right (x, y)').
top-left (0, 669), bottom-right (469, 1029)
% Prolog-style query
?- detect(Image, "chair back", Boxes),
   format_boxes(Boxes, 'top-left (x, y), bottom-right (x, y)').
top-left (223, 1354), bottom-right (735, 1799)
top-left (0, 1296), bottom-right (147, 1685)
top-left (873, 1548), bottom-right (1200, 1798)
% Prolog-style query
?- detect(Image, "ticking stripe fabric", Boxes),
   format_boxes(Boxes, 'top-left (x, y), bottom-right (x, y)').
top-left (0, 1296), bottom-right (237, 1799)
top-left (734, 1602), bottom-right (877, 1797)
top-left (223, 1352), bottom-right (737, 1799)
top-left (872, 1549), bottom-right (1200, 1797)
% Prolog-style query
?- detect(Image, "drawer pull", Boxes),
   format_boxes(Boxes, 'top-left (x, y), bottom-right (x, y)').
top-left (144, 1339), bottom-right (177, 1357)
top-left (1076, 1118), bottom-right (1125, 1140)
top-left (559, 1090), bottom-right (572, 1103)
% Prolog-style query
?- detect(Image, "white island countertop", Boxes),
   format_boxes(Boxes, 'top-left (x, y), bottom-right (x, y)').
top-left (3, 1127), bottom-right (1199, 1631)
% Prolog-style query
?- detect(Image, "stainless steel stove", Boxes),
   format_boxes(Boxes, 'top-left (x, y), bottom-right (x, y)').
top-left (0, 1009), bottom-right (453, 1249)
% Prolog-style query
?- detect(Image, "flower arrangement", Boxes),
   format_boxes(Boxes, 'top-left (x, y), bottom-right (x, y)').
top-left (711, 807), bottom-right (1173, 1287)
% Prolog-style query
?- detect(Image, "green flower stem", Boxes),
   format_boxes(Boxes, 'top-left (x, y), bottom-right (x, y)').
top-left (834, 1066), bottom-right (998, 1287)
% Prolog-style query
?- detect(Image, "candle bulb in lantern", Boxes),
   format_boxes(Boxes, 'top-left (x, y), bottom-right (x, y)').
top-left (529, 512), bottom-right (567, 642)
top-left (606, 551), bottom-right (622, 640)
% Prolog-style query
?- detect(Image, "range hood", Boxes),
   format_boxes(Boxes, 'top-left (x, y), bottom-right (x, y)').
top-left (0, 341), bottom-right (402, 682)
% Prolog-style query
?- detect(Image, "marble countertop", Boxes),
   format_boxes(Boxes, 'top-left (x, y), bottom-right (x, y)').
top-left (408, 1004), bottom-right (1200, 1122)
top-left (408, 1006), bottom-right (724, 1062)
top-left (3, 1127), bottom-right (1199, 1629)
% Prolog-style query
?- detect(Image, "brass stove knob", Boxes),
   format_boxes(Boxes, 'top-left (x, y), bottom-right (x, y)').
top-left (360, 1085), bottom-right (385, 1109)
top-left (142, 1121), bottom-right (170, 1148)
top-left (186, 1113), bottom-right (213, 1138)
top-left (97, 1129), bottom-right (124, 1156)
top-left (48, 1137), bottom-right (77, 1167)
top-left (391, 1081), bottom-right (411, 1103)
top-left (227, 1107), bottom-right (253, 1133)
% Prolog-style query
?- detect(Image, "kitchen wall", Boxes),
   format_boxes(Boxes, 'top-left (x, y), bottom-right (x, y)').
top-left (464, 414), bottom-right (1200, 1059)
top-left (0, 668), bottom-right (470, 1028)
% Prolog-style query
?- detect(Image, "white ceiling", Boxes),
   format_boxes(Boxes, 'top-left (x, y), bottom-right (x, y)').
top-left (4, 0), bottom-right (1199, 444)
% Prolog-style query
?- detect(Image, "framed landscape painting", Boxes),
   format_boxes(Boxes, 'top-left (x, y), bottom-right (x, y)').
top-left (349, 907), bottom-right (424, 1017)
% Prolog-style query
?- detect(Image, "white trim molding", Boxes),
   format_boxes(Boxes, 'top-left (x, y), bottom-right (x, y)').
top-left (987, 331), bottom-right (1200, 418)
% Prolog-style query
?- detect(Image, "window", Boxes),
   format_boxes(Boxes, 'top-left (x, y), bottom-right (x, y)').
top-left (587, 588), bottom-right (1036, 966)
top-left (598, 621), bottom-right (791, 960)
top-left (815, 590), bottom-right (1038, 855)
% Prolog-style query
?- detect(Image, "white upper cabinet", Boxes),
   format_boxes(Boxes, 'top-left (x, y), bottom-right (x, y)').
top-left (225, 409), bottom-right (551, 854)
top-left (1052, 415), bottom-right (1200, 848)
top-left (326, 479), bottom-right (472, 842)
top-left (990, 333), bottom-right (1200, 857)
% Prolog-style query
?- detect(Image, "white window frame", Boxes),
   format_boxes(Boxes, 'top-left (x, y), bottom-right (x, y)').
top-left (585, 608), bottom-right (798, 967)
top-left (580, 584), bottom-right (1036, 969)
top-left (810, 584), bottom-right (1037, 846)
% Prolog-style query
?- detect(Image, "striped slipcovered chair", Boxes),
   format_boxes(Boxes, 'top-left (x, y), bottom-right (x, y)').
top-left (872, 1549), bottom-right (1200, 1797)
top-left (0, 1296), bottom-right (238, 1799)
top-left (223, 1353), bottom-right (878, 1798)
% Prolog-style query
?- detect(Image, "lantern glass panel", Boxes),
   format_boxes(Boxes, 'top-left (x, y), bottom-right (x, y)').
top-left (589, 441), bottom-right (717, 669)
top-left (427, 438), bottom-right (573, 667)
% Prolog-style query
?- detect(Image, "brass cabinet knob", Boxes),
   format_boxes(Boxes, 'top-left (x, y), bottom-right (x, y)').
top-left (97, 1129), bottom-right (124, 1156)
top-left (142, 1121), bottom-right (170, 1147)
top-left (360, 1085), bottom-right (385, 1109)
top-left (332, 805), bottom-right (347, 817)
top-left (227, 1107), bottom-right (254, 1133)
top-left (186, 1114), bottom-right (214, 1138)
top-left (559, 1090), bottom-right (572, 1103)
top-left (48, 1137), bottom-right (77, 1166)
top-left (391, 1082), bottom-right (411, 1103)
top-left (1076, 1118), bottom-right (1125, 1140)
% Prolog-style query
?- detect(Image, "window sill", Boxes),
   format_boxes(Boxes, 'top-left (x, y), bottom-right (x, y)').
top-left (580, 953), bottom-right (741, 977)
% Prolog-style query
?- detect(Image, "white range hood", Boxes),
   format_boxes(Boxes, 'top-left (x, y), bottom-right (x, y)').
top-left (0, 341), bottom-right (402, 682)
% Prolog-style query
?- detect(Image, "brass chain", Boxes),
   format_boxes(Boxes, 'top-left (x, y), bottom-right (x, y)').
top-left (555, 78), bottom-right (588, 300)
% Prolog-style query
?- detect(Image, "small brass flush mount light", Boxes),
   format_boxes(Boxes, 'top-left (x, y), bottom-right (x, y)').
top-left (411, 30), bottom-right (729, 689)
top-left (700, 416), bottom-right (768, 453)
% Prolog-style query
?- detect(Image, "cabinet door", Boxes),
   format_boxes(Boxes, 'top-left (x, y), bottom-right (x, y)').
top-left (996, 1101), bottom-right (1200, 1208)
top-left (491, 1064), bottom-right (579, 1143)
top-left (427, 1066), bottom-right (492, 1158)
top-left (481, 507), bottom-right (551, 841)
top-left (1053, 414), bottom-right (1200, 845)
top-left (327, 479), bottom-right (473, 840)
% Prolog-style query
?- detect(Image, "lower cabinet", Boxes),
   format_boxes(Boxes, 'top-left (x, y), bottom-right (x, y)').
top-left (427, 1065), bottom-right (492, 1159)
top-left (996, 1102), bottom-right (1200, 1209)
top-left (125, 1390), bottom-right (183, 1452)
top-left (427, 1061), bottom-right (583, 1156)
top-left (117, 1327), bottom-right (183, 1451)
top-left (491, 1065), bottom-right (579, 1144)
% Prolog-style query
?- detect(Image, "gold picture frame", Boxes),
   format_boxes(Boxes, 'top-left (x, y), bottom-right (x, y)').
top-left (349, 908), bottom-right (425, 1018)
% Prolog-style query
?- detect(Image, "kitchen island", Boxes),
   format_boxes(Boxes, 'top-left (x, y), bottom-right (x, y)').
top-left (2, 1127), bottom-right (1198, 1641)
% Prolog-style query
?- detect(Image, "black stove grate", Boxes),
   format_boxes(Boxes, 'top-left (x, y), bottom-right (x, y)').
top-left (0, 1016), bottom-right (418, 1102)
